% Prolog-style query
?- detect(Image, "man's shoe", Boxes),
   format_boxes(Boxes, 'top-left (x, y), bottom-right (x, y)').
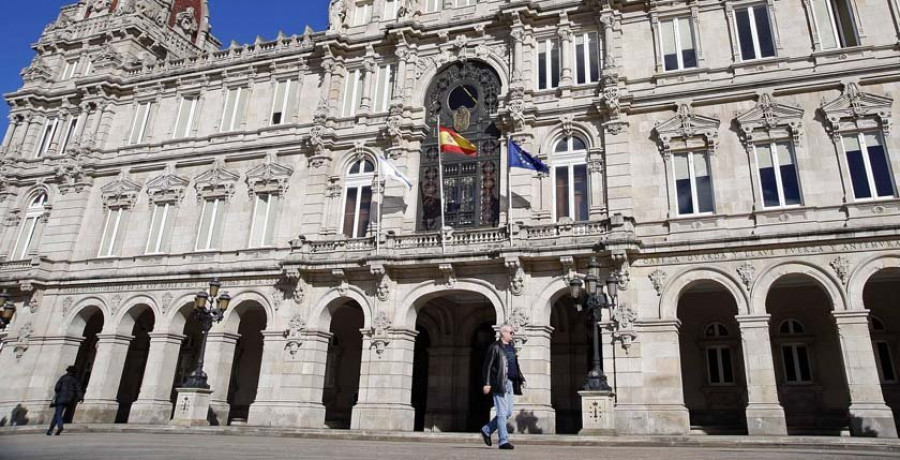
top-left (45, 430), bottom-right (52, 436)
top-left (480, 429), bottom-right (492, 447)
top-left (499, 443), bottom-right (515, 450)
top-left (55, 428), bottom-right (63, 436)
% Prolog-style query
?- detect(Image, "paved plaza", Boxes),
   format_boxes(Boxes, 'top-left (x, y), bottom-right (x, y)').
top-left (1, 432), bottom-right (899, 460)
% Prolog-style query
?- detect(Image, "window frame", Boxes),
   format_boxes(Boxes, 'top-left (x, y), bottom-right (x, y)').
top-left (383, 0), bottom-right (399, 20)
top-left (551, 136), bottom-right (590, 222)
top-left (354, 1), bottom-right (372, 26)
top-left (194, 197), bottom-right (223, 252)
top-left (732, 3), bottom-right (778, 61)
top-left (842, 131), bottom-right (896, 201)
top-left (11, 193), bottom-right (48, 260)
top-left (219, 87), bottom-right (247, 133)
top-left (424, 0), bottom-right (441, 13)
top-left (128, 102), bottom-right (152, 145)
top-left (341, 159), bottom-right (376, 238)
top-left (341, 69), bottom-right (364, 117)
top-left (672, 150), bottom-right (716, 216)
top-left (97, 207), bottom-right (125, 258)
top-left (172, 95), bottom-right (198, 139)
top-left (145, 202), bottom-right (171, 254)
top-left (60, 60), bottom-right (77, 80)
top-left (808, 0), bottom-right (861, 50)
top-left (573, 31), bottom-right (602, 85)
top-left (373, 64), bottom-right (396, 113)
top-left (57, 115), bottom-right (80, 155)
top-left (657, 15), bottom-right (699, 72)
top-left (754, 141), bottom-right (803, 209)
top-left (873, 339), bottom-right (898, 384)
top-left (536, 37), bottom-right (561, 90)
top-left (248, 193), bottom-right (277, 248)
top-left (34, 117), bottom-right (60, 158)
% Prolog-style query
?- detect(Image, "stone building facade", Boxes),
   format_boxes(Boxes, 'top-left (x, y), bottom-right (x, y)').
top-left (0, 0), bottom-right (899, 438)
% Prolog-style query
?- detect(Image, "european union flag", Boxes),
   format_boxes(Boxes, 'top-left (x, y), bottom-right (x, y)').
top-left (508, 140), bottom-right (549, 173)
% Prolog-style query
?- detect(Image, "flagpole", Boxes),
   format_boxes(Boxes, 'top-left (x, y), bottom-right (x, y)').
top-left (375, 159), bottom-right (382, 255)
top-left (437, 117), bottom-right (447, 254)
top-left (506, 134), bottom-right (513, 247)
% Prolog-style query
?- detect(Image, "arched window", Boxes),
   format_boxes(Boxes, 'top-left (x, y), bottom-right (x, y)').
top-left (552, 136), bottom-right (589, 222)
top-left (869, 316), bottom-right (897, 384)
top-left (342, 158), bottom-right (375, 238)
top-left (11, 192), bottom-right (48, 260)
top-left (777, 318), bottom-right (812, 384)
top-left (703, 322), bottom-right (734, 385)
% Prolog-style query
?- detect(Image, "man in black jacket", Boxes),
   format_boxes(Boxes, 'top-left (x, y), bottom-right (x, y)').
top-left (480, 323), bottom-right (525, 450)
top-left (47, 365), bottom-right (83, 436)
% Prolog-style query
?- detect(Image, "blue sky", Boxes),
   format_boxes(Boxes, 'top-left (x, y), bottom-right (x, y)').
top-left (0, 0), bottom-right (331, 133)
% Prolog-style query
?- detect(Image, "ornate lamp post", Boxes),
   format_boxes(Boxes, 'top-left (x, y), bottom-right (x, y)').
top-left (568, 257), bottom-right (619, 391)
top-left (0, 292), bottom-right (14, 329)
top-left (181, 279), bottom-right (231, 389)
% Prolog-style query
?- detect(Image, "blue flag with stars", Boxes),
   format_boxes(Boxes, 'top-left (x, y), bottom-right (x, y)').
top-left (508, 140), bottom-right (549, 173)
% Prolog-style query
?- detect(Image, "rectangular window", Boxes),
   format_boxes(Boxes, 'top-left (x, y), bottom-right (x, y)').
top-left (457, 0), bottom-right (477, 6)
top-left (98, 208), bottom-right (124, 257)
top-left (674, 151), bottom-right (714, 215)
top-left (554, 164), bottom-right (589, 221)
top-left (781, 344), bottom-right (813, 383)
top-left (129, 102), bottom-right (152, 145)
top-left (34, 118), bottom-right (60, 158)
top-left (574, 32), bottom-right (602, 85)
top-left (82, 60), bottom-right (93, 77)
top-left (220, 87), bottom-right (247, 132)
top-left (874, 340), bottom-right (897, 383)
top-left (735, 4), bottom-right (776, 60)
top-left (341, 69), bottom-right (364, 117)
top-left (354, 2), bottom-right (372, 26)
top-left (660, 17), bottom-right (698, 71)
top-left (811, 0), bottom-right (859, 49)
top-left (537, 38), bottom-right (561, 90)
top-left (844, 133), bottom-right (895, 200)
top-left (12, 216), bottom-right (38, 260)
top-left (195, 198), bottom-right (223, 251)
top-left (60, 60), bottom-right (77, 80)
top-left (58, 116), bottom-right (79, 154)
top-left (270, 79), bottom-right (298, 126)
top-left (342, 186), bottom-right (373, 238)
top-left (706, 346), bottom-right (735, 384)
top-left (249, 193), bottom-right (276, 247)
top-left (172, 96), bottom-right (198, 139)
top-left (373, 64), bottom-right (396, 113)
top-left (383, 0), bottom-right (398, 20)
top-left (145, 203), bottom-right (170, 254)
top-left (424, 0), bottom-right (441, 13)
top-left (756, 142), bottom-right (802, 208)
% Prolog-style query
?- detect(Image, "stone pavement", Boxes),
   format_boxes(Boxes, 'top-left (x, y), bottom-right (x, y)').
top-left (1, 431), bottom-right (899, 460)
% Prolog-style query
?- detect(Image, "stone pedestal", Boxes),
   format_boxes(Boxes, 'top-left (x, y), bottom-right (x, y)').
top-left (169, 387), bottom-right (213, 427)
top-left (578, 390), bottom-right (616, 435)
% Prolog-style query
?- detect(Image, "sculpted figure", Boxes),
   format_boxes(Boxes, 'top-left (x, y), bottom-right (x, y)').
top-left (329, 0), bottom-right (347, 32)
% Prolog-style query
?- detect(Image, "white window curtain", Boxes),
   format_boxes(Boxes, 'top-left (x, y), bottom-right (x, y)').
top-left (342, 69), bottom-right (364, 117)
top-left (98, 207), bottom-right (125, 257)
top-left (195, 198), bottom-right (224, 251)
top-left (145, 202), bottom-right (171, 254)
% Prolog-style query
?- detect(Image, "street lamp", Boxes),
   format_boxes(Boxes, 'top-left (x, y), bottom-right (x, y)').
top-left (182, 279), bottom-right (231, 389)
top-left (568, 257), bottom-right (620, 392)
top-left (0, 292), bottom-right (14, 329)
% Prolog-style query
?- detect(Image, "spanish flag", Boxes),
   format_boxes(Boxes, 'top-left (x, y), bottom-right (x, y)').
top-left (439, 127), bottom-right (477, 157)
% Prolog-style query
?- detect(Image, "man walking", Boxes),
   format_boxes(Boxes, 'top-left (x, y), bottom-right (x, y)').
top-left (480, 323), bottom-right (525, 450)
top-left (47, 365), bottom-right (83, 436)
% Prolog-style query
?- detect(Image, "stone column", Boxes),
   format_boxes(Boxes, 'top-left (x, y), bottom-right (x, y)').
top-left (76, 333), bottom-right (133, 423)
top-left (73, 104), bottom-right (91, 147)
top-left (1, 116), bottom-right (19, 150)
top-left (558, 27), bottom-right (573, 88)
top-left (512, 325), bottom-right (556, 434)
top-left (20, 115), bottom-right (42, 157)
top-left (736, 314), bottom-right (787, 435)
top-left (128, 332), bottom-right (185, 424)
top-left (422, 346), bottom-right (455, 430)
top-left (359, 60), bottom-right (375, 115)
top-left (247, 329), bottom-right (330, 428)
top-left (204, 331), bottom-right (240, 425)
top-left (393, 45), bottom-right (410, 103)
top-left (833, 310), bottom-right (898, 437)
top-left (351, 328), bottom-right (417, 431)
top-left (510, 27), bottom-right (525, 82)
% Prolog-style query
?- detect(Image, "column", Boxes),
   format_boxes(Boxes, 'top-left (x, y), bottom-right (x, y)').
top-left (510, 27), bottom-right (525, 82)
top-left (587, 147), bottom-right (606, 220)
top-left (20, 115), bottom-right (42, 157)
top-left (202, 331), bottom-right (240, 425)
top-left (558, 27), bottom-right (573, 88)
top-left (75, 333), bottom-right (133, 423)
top-left (247, 329), bottom-right (330, 428)
top-left (422, 346), bottom-right (455, 430)
top-left (512, 325), bottom-right (556, 434)
top-left (736, 314), bottom-right (787, 435)
top-left (73, 103), bottom-right (92, 147)
top-left (128, 332), bottom-right (185, 424)
top-left (351, 328), bottom-right (417, 431)
top-left (833, 310), bottom-right (898, 437)
top-left (359, 60), bottom-right (375, 115)
top-left (1, 334), bottom-right (83, 425)
top-left (1, 116), bottom-right (18, 151)
top-left (10, 115), bottom-right (34, 157)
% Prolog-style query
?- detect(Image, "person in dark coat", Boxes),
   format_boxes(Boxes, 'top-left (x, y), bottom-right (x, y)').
top-left (479, 323), bottom-right (526, 450)
top-left (47, 365), bottom-right (83, 436)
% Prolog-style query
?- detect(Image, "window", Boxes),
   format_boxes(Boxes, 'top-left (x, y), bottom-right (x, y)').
top-left (844, 133), bottom-right (895, 200)
top-left (373, 64), bottom-right (396, 113)
top-left (537, 38), bottom-right (561, 90)
top-left (82, 60), bottom-right (93, 77)
top-left (659, 17), bottom-right (698, 71)
top-left (574, 32), bottom-right (602, 85)
top-left (220, 87), bottom-right (247, 132)
top-left (735, 4), bottom-right (776, 60)
top-left (342, 159), bottom-right (375, 238)
top-left (810, 0), bottom-right (859, 50)
top-left (341, 69), bottom-right (364, 117)
top-left (195, 198), bottom-right (223, 251)
top-left (11, 193), bottom-right (47, 260)
top-left (58, 116), bottom-right (79, 154)
top-left (552, 137), bottom-right (589, 222)
top-left (97, 208), bottom-right (124, 257)
top-left (673, 151), bottom-right (714, 215)
top-left (704, 323), bottom-right (734, 385)
top-left (457, 0), bottom-right (477, 6)
top-left (270, 79), bottom-right (298, 126)
top-left (249, 193), bottom-right (277, 248)
top-left (34, 118), bottom-right (60, 158)
top-left (60, 60), bottom-right (77, 80)
top-left (778, 319), bottom-right (812, 384)
top-left (383, 0), bottom-right (398, 20)
top-left (756, 141), bottom-right (802, 208)
top-left (145, 203), bottom-right (171, 254)
top-left (129, 102), bottom-right (152, 145)
top-left (874, 340), bottom-right (897, 383)
top-left (424, 0), bottom-right (441, 13)
top-left (354, 2), bottom-right (372, 26)
top-left (172, 96), bottom-right (198, 139)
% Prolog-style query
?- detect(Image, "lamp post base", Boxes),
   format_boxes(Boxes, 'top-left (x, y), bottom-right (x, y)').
top-left (578, 390), bottom-right (616, 436)
top-left (169, 387), bottom-right (214, 427)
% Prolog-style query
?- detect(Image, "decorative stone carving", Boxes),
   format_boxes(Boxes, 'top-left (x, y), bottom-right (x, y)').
top-left (61, 297), bottom-right (74, 316)
top-left (146, 166), bottom-right (189, 206)
top-left (13, 322), bottom-right (33, 361)
top-left (505, 257), bottom-right (525, 296)
top-left (560, 256), bottom-right (577, 284)
top-left (54, 158), bottom-right (93, 195)
top-left (397, 0), bottom-right (421, 19)
top-left (737, 262), bottom-right (756, 291)
top-left (269, 285), bottom-right (285, 311)
top-left (246, 153), bottom-right (294, 196)
top-left (830, 256), bottom-right (850, 285)
top-left (652, 103), bottom-right (720, 155)
top-left (438, 264), bottom-right (456, 288)
top-left (284, 314), bottom-right (306, 358)
top-left (332, 269), bottom-right (349, 296)
top-left (612, 303), bottom-right (637, 351)
top-left (821, 82), bottom-right (893, 137)
top-left (109, 294), bottom-right (122, 316)
top-left (649, 269), bottom-right (668, 296)
top-left (301, 25), bottom-right (315, 48)
top-left (175, 7), bottom-right (199, 37)
top-left (194, 159), bottom-right (239, 201)
top-left (368, 311), bottom-right (391, 357)
top-left (509, 307), bottom-right (529, 349)
top-left (27, 297), bottom-right (39, 314)
top-left (160, 292), bottom-right (173, 316)
top-left (328, 0), bottom-right (347, 32)
top-left (735, 93), bottom-right (804, 146)
top-left (21, 56), bottom-right (53, 83)
top-left (101, 171), bottom-right (142, 209)
top-left (371, 264), bottom-right (391, 302)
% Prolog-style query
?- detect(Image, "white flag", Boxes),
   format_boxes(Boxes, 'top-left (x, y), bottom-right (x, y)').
top-left (377, 154), bottom-right (413, 191)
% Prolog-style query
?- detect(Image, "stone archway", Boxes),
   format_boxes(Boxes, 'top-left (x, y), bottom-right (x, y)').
top-left (549, 295), bottom-right (589, 434)
top-left (861, 267), bottom-right (900, 428)
top-left (114, 307), bottom-right (155, 423)
top-left (323, 301), bottom-right (365, 429)
top-left (68, 306), bottom-right (104, 423)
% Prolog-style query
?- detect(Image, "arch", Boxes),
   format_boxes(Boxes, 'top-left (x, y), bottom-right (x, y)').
top-left (219, 290), bottom-right (274, 335)
top-left (308, 285), bottom-right (374, 330)
top-left (750, 261), bottom-right (846, 315)
top-left (533, 275), bottom-right (575, 327)
top-left (659, 267), bottom-right (749, 320)
top-left (17, 186), bottom-right (51, 209)
top-left (847, 254), bottom-right (900, 310)
top-left (111, 295), bottom-right (158, 335)
top-left (164, 292), bottom-right (202, 333)
top-left (328, 146), bottom-right (380, 179)
top-left (411, 57), bottom-right (509, 106)
top-left (540, 122), bottom-right (600, 155)
top-left (63, 296), bottom-right (108, 335)
top-left (396, 279), bottom-right (505, 330)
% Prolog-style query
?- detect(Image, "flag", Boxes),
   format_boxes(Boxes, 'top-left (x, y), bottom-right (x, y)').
top-left (377, 154), bottom-right (413, 191)
top-left (439, 127), bottom-right (477, 157)
top-left (508, 140), bottom-right (549, 173)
